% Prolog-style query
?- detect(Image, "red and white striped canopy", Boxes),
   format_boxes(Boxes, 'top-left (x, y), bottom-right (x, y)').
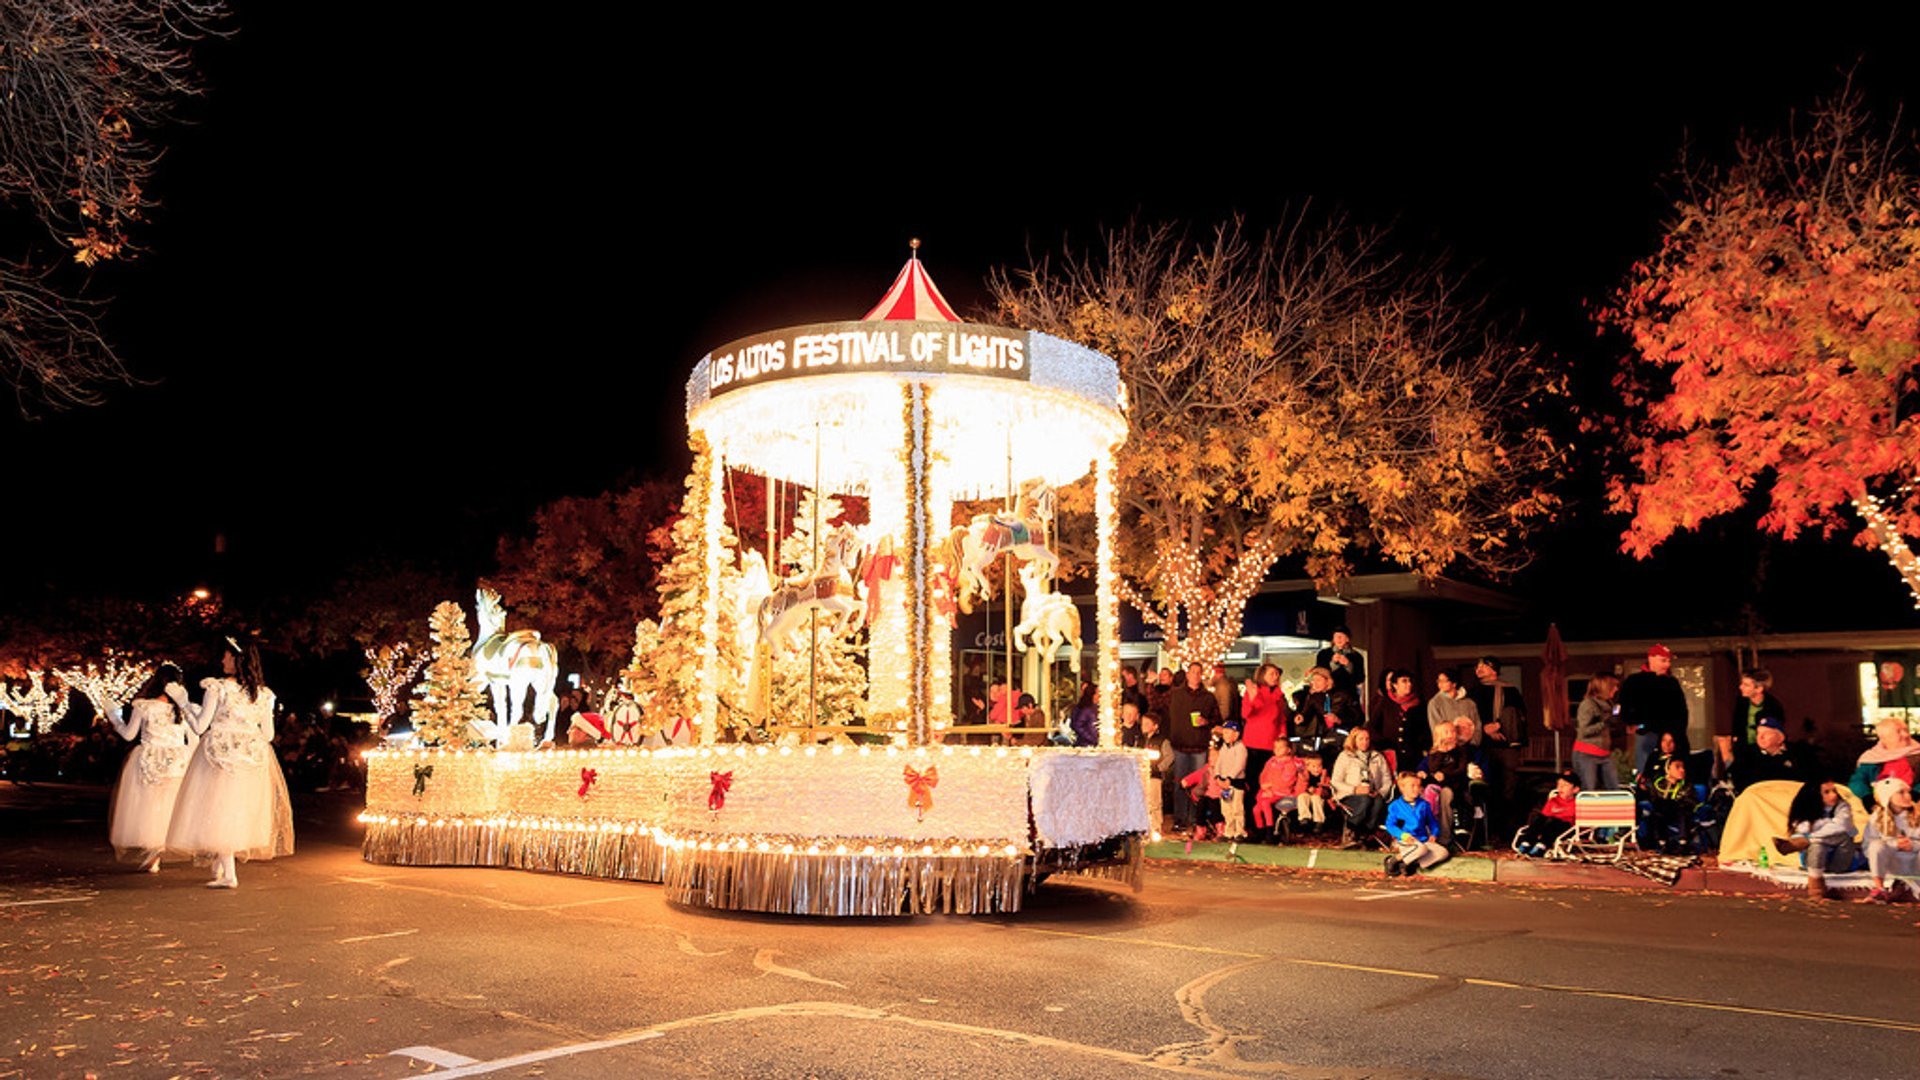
top-left (862, 243), bottom-right (959, 322)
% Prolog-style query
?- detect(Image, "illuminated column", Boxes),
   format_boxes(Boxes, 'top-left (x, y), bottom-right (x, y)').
top-left (906, 383), bottom-right (937, 746)
top-left (924, 394), bottom-right (954, 740)
top-left (699, 440), bottom-right (726, 744)
top-left (866, 387), bottom-right (912, 740)
top-left (1095, 447), bottom-right (1121, 746)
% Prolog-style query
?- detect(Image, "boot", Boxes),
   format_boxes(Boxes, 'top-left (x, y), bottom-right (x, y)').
top-left (1774, 835), bottom-right (1810, 856)
top-left (1805, 874), bottom-right (1827, 901)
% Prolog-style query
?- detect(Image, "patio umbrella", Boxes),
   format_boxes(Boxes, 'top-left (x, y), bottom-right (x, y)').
top-left (1540, 622), bottom-right (1571, 771)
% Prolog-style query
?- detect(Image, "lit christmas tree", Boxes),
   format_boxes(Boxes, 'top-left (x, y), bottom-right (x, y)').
top-left (770, 490), bottom-right (868, 732)
top-left (410, 602), bottom-right (489, 746)
top-left (644, 435), bottom-right (750, 740)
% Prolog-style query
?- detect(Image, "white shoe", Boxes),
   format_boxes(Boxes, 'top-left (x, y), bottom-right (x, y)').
top-left (146, 861), bottom-right (161, 874)
top-left (204, 877), bottom-right (237, 889)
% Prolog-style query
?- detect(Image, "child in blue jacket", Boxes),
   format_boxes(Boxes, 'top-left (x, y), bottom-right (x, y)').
top-left (1384, 772), bottom-right (1451, 877)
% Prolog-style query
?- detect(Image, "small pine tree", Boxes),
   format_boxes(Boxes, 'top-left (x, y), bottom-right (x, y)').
top-left (770, 490), bottom-right (868, 730)
top-left (411, 601), bottom-right (490, 746)
top-left (644, 435), bottom-right (749, 740)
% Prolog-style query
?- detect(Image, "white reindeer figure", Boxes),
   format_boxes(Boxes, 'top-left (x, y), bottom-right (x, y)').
top-left (472, 588), bottom-right (560, 744)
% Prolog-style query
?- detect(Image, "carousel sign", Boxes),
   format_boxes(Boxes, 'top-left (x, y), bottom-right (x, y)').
top-left (704, 320), bottom-right (1030, 397)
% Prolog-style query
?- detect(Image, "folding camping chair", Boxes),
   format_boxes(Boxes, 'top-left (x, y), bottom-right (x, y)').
top-left (1548, 790), bottom-right (1638, 862)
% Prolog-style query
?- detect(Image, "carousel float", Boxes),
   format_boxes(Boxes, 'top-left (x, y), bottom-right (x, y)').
top-left (362, 247), bottom-right (1153, 915)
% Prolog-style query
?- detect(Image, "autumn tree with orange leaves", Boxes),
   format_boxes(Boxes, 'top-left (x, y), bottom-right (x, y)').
top-left (989, 218), bottom-right (1564, 668)
top-left (1605, 88), bottom-right (1920, 605)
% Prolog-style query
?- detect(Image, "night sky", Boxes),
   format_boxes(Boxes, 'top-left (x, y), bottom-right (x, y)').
top-left (8, 16), bottom-right (1920, 642)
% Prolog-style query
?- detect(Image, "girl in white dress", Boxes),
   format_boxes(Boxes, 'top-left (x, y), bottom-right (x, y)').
top-left (165, 637), bottom-right (295, 888)
top-left (101, 663), bottom-right (199, 871)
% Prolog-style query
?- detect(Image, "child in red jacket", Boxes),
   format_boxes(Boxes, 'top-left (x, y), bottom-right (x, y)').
top-left (1253, 738), bottom-right (1308, 831)
top-left (1515, 772), bottom-right (1581, 857)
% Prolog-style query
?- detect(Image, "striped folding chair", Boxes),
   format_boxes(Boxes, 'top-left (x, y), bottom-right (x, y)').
top-left (1548, 790), bottom-right (1638, 862)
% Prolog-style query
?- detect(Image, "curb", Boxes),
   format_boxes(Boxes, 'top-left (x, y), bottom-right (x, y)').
top-left (1143, 840), bottom-right (1785, 892)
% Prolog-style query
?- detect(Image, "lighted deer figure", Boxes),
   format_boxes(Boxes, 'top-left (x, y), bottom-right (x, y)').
top-left (472, 588), bottom-right (560, 744)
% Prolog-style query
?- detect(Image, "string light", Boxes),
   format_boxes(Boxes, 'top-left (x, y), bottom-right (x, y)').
top-left (58, 650), bottom-right (153, 715)
top-left (1854, 490), bottom-right (1920, 609)
top-left (2, 671), bottom-right (70, 734)
top-left (1117, 532), bottom-right (1279, 670)
top-left (363, 641), bottom-right (426, 726)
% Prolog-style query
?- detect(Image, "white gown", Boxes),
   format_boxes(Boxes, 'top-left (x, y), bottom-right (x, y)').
top-left (105, 699), bottom-right (197, 863)
top-left (165, 678), bottom-right (295, 862)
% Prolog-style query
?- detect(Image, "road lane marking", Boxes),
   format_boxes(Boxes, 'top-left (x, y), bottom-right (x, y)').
top-left (0, 894), bottom-right (97, 907)
top-left (404, 1001), bottom-right (1230, 1078)
top-left (1010, 927), bottom-right (1264, 959)
top-left (753, 949), bottom-right (847, 989)
top-left (1011, 929), bottom-right (1920, 1034)
top-left (390, 1045), bottom-right (480, 1068)
top-left (336, 928), bottom-right (418, 944)
top-left (396, 1031), bottom-right (664, 1077)
top-left (1354, 888), bottom-right (1435, 901)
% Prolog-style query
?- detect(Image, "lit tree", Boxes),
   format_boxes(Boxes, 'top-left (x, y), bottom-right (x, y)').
top-left (770, 490), bottom-right (868, 731)
top-left (363, 641), bottom-right (426, 732)
top-left (2, 670), bottom-right (70, 734)
top-left (1604, 87), bottom-right (1920, 605)
top-left (0, 1), bottom-right (227, 412)
top-left (409, 602), bottom-right (488, 747)
top-left (640, 435), bottom-right (749, 738)
top-left (59, 650), bottom-right (152, 715)
top-left (989, 218), bottom-right (1563, 667)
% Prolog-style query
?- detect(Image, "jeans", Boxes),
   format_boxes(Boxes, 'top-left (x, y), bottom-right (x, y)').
top-left (1340, 793), bottom-right (1388, 834)
top-left (1171, 749), bottom-right (1208, 829)
top-left (1572, 750), bottom-right (1620, 791)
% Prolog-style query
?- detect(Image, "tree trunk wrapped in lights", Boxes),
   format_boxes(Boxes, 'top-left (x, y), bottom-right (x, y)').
top-left (990, 218), bottom-right (1563, 670)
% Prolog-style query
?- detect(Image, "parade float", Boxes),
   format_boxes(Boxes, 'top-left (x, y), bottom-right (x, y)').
top-left (360, 247), bottom-right (1153, 915)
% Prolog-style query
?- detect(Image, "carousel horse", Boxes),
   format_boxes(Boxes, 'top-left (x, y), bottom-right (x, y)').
top-left (947, 476), bottom-right (1059, 613)
top-left (472, 588), bottom-right (560, 744)
top-left (756, 523), bottom-right (865, 650)
top-left (1012, 563), bottom-right (1082, 675)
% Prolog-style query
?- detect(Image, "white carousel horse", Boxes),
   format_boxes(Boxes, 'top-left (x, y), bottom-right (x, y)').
top-left (472, 587), bottom-right (560, 744)
top-left (756, 523), bottom-right (865, 650)
top-left (1012, 563), bottom-right (1082, 675)
top-left (947, 476), bottom-right (1059, 614)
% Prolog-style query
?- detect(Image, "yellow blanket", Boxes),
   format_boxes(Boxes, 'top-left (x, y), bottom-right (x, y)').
top-left (1718, 780), bottom-right (1866, 865)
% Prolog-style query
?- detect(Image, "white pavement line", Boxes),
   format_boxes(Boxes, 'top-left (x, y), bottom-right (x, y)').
top-left (0, 894), bottom-right (97, 907)
top-left (1306, 849), bottom-right (1319, 868)
top-left (541, 895), bottom-right (649, 911)
top-left (398, 1032), bottom-right (664, 1077)
top-left (337, 928), bottom-right (418, 944)
top-left (390, 1045), bottom-right (481, 1068)
top-left (753, 948), bottom-right (848, 988)
top-left (1353, 888), bottom-right (1435, 902)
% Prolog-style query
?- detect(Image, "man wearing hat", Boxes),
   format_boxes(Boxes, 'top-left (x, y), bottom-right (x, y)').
top-left (1618, 644), bottom-right (1691, 781)
top-left (1315, 627), bottom-right (1365, 694)
top-left (1729, 714), bottom-right (1816, 793)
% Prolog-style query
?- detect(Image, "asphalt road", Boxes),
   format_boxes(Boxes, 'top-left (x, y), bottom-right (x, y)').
top-left (2, 785), bottom-right (1915, 1079)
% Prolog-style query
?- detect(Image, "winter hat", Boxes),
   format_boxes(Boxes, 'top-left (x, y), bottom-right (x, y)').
top-left (1647, 644), bottom-right (1673, 660)
top-left (1873, 775), bottom-right (1911, 806)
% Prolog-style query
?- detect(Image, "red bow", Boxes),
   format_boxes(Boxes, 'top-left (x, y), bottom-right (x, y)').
top-left (903, 765), bottom-right (938, 819)
top-left (708, 770), bottom-right (733, 812)
top-left (578, 767), bottom-right (598, 797)
top-left (670, 715), bottom-right (693, 741)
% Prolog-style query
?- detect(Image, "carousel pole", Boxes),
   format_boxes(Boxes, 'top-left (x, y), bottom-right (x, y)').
top-left (1095, 447), bottom-right (1120, 746)
top-left (1003, 430), bottom-right (1015, 738)
top-left (808, 421), bottom-right (821, 741)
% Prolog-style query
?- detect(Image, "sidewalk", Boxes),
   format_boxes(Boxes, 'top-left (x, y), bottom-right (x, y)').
top-left (1144, 838), bottom-right (1791, 894)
